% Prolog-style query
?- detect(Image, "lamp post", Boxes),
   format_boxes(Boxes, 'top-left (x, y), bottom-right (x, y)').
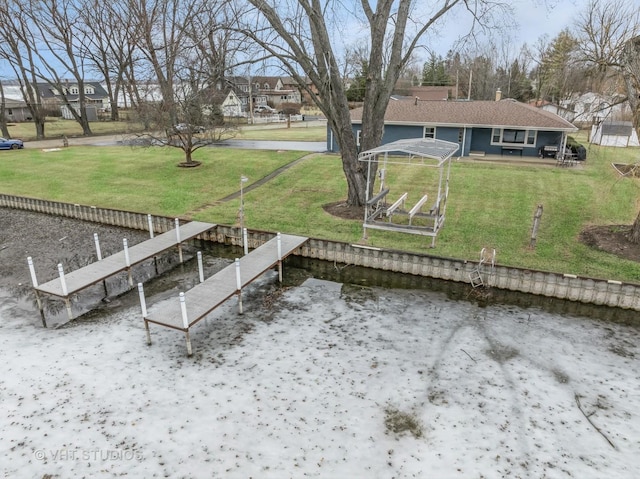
top-left (240, 175), bottom-right (248, 254)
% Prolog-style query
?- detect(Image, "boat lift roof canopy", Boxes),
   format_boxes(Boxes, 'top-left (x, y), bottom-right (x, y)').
top-left (358, 138), bottom-right (460, 247)
top-left (357, 138), bottom-right (460, 166)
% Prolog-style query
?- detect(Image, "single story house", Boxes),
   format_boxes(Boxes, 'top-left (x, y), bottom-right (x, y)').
top-left (328, 98), bottom-right (578, 158)
top-left (589, 120), bottom-right (639, 147)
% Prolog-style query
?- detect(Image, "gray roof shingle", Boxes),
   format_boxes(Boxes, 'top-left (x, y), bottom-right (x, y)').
top-left (351, 98), bottom-right (577, 131)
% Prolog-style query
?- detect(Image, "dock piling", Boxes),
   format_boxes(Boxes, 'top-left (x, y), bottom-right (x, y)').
top-left (197, 252), bottom-right (204, 283)
top-left (138, 283), bottom-right (151, 345)
top-left (175, 218), bottom-right (183, 263)
top-left (277, 232), bottom-right (283, 282)
top-left (57, 263), bottom-right (73, 320)
top-left (123, 238), bottom-right (133, 286)
top-left (147, 214), bottom-right (155, 238)
top-left (27, 257), bottom-right (46, 327)
top-left (179, 292), bottom-right (192, 355)
top-left (235, 258), bottom-right (243, 314)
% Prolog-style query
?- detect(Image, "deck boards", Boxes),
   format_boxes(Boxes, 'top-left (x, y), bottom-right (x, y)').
top-left (35, 221), bottom-right (215, 297)
top-left (144, 234), bottom-right (308, 330)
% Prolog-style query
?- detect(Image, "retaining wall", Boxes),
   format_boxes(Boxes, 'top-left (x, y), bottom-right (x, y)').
top-left (2, 194), bottom-right (639, 311)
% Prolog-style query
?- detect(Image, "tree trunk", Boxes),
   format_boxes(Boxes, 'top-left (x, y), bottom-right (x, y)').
top-left (631, 210), bottom-right (640, 244)
top-left (622, 36), bottom-right (640, 244)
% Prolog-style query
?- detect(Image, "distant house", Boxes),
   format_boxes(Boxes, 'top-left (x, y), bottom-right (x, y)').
top-left (590, 120), bottom-right (640, 147)
top-left (225, 76), bottom-right (302, 113)
top-left (1, 99), bottom-right (32, 122)
top-left (530, 100), bottom-right (576, 123)
top-left (251, 76), bottom-right (301, 110)
top-left (210, 88), bottom-right (243, 117)
top-left (394, 85), bottom-right (451, 101)
top-left (35, 81), bottom-right (109, 120)
top-left (282, 76), bottom-right (318, 106)
top-left (328, 98), bottom-right (578, 157)
top-left (560, 92), bottom-right (630, 127)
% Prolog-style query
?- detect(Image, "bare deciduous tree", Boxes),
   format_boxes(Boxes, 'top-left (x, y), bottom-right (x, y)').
top-left (241, 0), bottom-right (511, 207)
top-left (575, 0), bottom-right (640, 243)
top-left (0, 1), bottom-right (48, 138)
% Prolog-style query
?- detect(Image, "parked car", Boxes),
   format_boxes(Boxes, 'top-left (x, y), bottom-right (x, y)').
top-left (254, 105), bottom-right (276, 114)
top-left (0, 137), bottom-right (24, 150)
top-left (172, 123), bottom-right (205, 134)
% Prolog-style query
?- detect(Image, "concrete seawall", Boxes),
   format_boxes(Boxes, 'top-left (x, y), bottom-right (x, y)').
top-left (2, 194), bottom-right (639, 311)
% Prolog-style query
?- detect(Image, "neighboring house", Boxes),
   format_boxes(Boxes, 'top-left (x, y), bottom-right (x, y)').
top-left (35, 81), bottom-right (109, 120)
top-left (282, 76), bottom-right (318, 106)
top-left (561, 92), bottom-right (629, 127)
top-left (530, 100), bottom-right (576, 123)
top-left (328, 97), bottom-right (578, 157)
top-left (1, 99), bottom-right (32, 122)
top-left (395, 85), bottom-right (451, 101)
top-left (227, 76), bottom-right (302, 113)
top-left (590, 120), bottom-right (640, 147)
top-left (251, 76), bottom-right (301, 110)
top-left (210, 88), bottom-right (243, 117)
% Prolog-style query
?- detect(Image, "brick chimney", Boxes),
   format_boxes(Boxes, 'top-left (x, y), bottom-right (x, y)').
top-left (495, 88), bottom-right (502, 101)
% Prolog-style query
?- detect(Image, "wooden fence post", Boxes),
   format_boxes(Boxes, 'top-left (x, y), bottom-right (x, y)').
top-left (530, 204), bottom-right (543, 248)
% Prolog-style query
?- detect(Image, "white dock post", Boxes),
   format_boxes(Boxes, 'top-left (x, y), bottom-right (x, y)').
top-left (197, 251), bottom-right (204, 283)
top-left (123, 238), bottom-right (133, 286)
top-left (27, 257), bottom-right (46, 327)
top-left (243, 228), bottom-right (248, 255)
top-left (94, 233), bottom-right (108, 296)
top-left (175, 218), bottom-right (184, 263)
top-left (277, 232), bottom-right (283, 282)
top-left (235, 258), bottom-right (243, 314)
top-left (138, 283), bottom-right (151, 345)
top-left (27, 257), bottom-right (38, 287)
top-left (179, 292), bottom-right (192, 355)
top-left (58, 263), bottom-right (73, 320)
top-left (147, 214), bottom-right (155, 238)
top-left (93, 233), bottom-right (102, 260)
top-left (148, 215), bottom-right (158, 274)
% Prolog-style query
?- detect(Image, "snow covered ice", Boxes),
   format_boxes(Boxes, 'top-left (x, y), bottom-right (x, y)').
top-left (1, 267), bottom-right (639, 478)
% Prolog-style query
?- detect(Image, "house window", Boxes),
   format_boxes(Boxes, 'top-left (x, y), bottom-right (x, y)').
top-left (423, 126), bottom-right (435, 139)
top-left (356, 129), bottom-right (361, 146)
top-left (7, 108), bottom-right (12, 115)
top-left (263, 83), bottom-right (270, 89)
top-left (491, 128), bottom-right (536, 146)
top-left (69, 87), bottom-right (79, 95)
top-left (85, 86), bottom-right (94, 95)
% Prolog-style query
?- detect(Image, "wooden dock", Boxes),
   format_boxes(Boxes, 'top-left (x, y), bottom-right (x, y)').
top-left (140, 233), bottom-right (308, 355)
top-left (31, 220), bottom-right (216, 324)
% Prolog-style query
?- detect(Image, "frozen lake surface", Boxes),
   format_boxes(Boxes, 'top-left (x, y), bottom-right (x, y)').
top-left (1, 267), bottom-right (639, 478)
top-left (0, 208), bottom-right (638, 478)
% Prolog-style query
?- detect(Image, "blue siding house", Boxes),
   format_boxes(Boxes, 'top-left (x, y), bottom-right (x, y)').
top-left (327, 98), bottom-right (578, 158)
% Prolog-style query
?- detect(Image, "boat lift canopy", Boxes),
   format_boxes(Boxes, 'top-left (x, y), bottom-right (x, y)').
top-left (358, 138), bottom-right (460, 247)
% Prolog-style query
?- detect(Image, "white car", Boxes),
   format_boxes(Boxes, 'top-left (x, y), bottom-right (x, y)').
top-left (173, 123), bottom-right (205, 134)
top-left (254, 105), bottom-right (276, 114)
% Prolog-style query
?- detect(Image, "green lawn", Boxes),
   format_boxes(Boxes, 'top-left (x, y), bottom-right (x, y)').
top-left (7, 117), bottom-right (327, 142)
top-left (1, 131), bottom-right (639, 282)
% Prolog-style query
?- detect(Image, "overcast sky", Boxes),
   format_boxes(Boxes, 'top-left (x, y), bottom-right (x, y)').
top-left (428, 0), bottom-right (592, 56)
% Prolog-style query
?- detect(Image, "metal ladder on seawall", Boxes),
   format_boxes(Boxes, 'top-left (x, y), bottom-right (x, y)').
top-left (469, 248), bottom-right (496, 288)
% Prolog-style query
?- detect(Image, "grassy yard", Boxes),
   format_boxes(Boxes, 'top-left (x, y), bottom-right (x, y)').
top-left (0, 130), bottom-right (639, 282)
top-left (6, 117), bottom-right (327, 142)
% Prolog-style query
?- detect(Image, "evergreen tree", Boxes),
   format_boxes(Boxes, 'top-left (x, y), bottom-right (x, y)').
top-left (421, 53), bottom-right (451, 86)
